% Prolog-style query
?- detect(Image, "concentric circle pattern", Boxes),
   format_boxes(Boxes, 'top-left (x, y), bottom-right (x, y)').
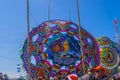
top-left (97, 36), bottom-right (120, 70)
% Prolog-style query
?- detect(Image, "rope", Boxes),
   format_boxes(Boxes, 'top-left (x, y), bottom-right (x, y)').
top-left (75, 0), bottom-right (85, 75)
top-left (68, 8), bottom-right (71, 21)
top-left (30, 11), bottom-right (37, 26)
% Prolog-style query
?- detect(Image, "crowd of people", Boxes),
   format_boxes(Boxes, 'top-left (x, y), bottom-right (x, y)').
top-left (77, 65), bottom-right (120, 80)
top-left (1, 66), bottom-right (119, 80)
top-left (36, 65), bottom-right (120, 80)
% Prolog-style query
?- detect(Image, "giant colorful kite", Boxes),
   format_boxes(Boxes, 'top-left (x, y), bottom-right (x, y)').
top-left (21, 20), bottom-right (100, 79)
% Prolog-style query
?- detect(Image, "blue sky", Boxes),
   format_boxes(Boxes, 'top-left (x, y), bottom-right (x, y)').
top-left (0, 0), bottom-right (120, 78)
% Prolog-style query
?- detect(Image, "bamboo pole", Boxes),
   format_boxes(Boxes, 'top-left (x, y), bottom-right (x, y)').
top-left (26, 0), bottom-right (31, 79)
top-left (48, 0), bottom-right (50, 20)
top-left (75, 0), bottom-right (85, 75)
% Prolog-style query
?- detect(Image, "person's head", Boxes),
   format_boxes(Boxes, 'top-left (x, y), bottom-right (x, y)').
top-left (37, 77), bottom-right (42, 80)
top-left (88, 68), bottom-right (93, 74)
top-left (93, 65), bottom-right (105, 79)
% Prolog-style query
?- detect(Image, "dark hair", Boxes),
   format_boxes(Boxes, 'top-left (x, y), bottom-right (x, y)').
top-left (38, 77), bottom-right (42, 80)
top-left (95, 70), bottom-right (100, 73)
top-left (65, 77), bottom-right (69, 80)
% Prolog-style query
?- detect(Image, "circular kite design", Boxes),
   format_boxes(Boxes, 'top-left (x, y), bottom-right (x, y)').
top-left (97, 36), bottom-right (119, 69)
top-left (21, 20), bottom-right (100, 79)
top-left (100, 47), bottom-right (119, 69)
